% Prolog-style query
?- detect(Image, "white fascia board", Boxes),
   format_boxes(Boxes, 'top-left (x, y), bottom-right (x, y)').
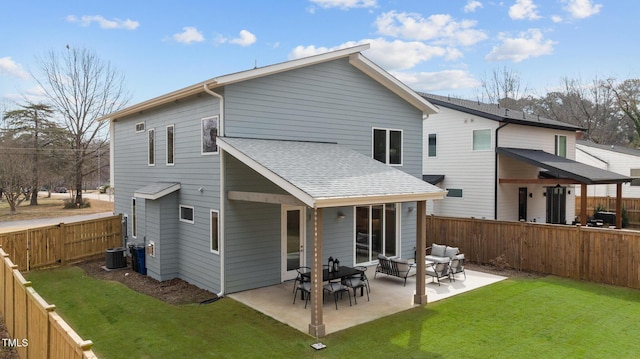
top-left (99, 44), bottom-right (371, 122)
top-left (134, 183), bottom-right (181, 200)
top-left (314, 191), bottom-right (447, 208)
top-left (348, 53), bottom-right (439, 115)
top-left (218, 140), bottom-right (316, 208)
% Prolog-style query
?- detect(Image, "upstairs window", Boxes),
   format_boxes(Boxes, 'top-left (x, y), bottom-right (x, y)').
top-left (148, 128), bottom-right (155, 166)
top-left (166, 125), bottom-right (175, 165)
top-left (428, 133), bottom-right (437, 157)
top-left (631, 169), bottom-right (640, 186)
top-left (373, 128), bottom-right (402, 165)
top-left (473, 129), bottom-right (491, 151)
top-left (555, 135), bottom-right (567, 157)
top-left (202, 116), bottom-right (219, 155)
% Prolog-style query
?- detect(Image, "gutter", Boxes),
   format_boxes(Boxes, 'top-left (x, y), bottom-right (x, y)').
top-left (203, 84), bottom-right (226, 298)
top-left (494, 121), bottom-right (510, 219)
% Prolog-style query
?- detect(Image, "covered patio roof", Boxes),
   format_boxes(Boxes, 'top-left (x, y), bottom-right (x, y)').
top-left (218, 137), bottom-right (446, 208)
top-left (497, 147), bottom-right (631, 185)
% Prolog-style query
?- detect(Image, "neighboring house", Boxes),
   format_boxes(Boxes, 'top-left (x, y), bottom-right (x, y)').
top-left (101, 44), bottom-right (445, 337)
top-left (420, 93), bottom-right (630, 225)
top-left (576, 140), bottom-right (640, 198)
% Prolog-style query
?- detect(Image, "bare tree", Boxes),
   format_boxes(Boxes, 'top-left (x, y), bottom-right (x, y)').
top-left (606, 78), bottom-right (640, 146)
top-left (478, 66), bottom-right (531, 110)
top-left (0, 136), bottom-right (31, 214)
top-left (533, 77), bottom-right (624, 144)
top-left (34, 47), bottom-right (130, 205)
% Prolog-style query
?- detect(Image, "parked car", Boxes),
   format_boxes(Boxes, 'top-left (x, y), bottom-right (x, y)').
top-left (57, 187), bottom-right (68, 193)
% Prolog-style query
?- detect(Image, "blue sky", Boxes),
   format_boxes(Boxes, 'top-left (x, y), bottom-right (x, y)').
top-left (1, 0), bottom-right (636, 107)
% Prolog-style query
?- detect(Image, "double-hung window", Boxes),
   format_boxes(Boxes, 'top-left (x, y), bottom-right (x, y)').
top-left (373, 128), bottom-right (402, 165)
top-left (555, 135), bottom-right (567, 157)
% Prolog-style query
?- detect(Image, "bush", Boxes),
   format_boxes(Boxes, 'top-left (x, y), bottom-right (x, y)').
top-left (488, 254), bottom-right (511, 270)
top-left (63, 199), bottom-right (91, 209)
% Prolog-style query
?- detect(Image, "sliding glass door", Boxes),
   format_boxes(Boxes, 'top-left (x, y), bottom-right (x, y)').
top-left (355, 204), bottom-right (398, 264)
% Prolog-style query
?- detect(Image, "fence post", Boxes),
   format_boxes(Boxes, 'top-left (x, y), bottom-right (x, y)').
top-left (59, 223), bottom-right (66, 266)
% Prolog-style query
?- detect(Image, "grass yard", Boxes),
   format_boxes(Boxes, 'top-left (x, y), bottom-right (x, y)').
top-left (26, 266), bottom-right (640, 359)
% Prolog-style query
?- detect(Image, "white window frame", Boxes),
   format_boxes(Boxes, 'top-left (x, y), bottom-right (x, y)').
top-left (179, 205), bottom-right (195, 224)
top-left (630, 168), bottom-right (640, 186)
top-left (166, 124), bottom-right (175, 166)
top-left (353, 203), bottom-right (400, 265)
top-left (135, 122), bottom-right (145, 133)
top-left (446, 188), bottom-right (463, 198)
top-left (427, 133), bottom-right (437, 157)
top-left (472, 129), bottom-right (492, 151)
top-left (210, 209), bottom-right (220, 254)
top-left (201, 116), bottom-right (219, 155)
top-left (372, 127), bottom-right (403, 166)
top-left (148, 128), bottom-right (156, 166)
top-left (555, 135), bottom-right (567, 157)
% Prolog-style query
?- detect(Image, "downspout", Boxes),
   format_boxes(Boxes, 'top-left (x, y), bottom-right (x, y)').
top-left (494, 122), bottom-right (510, 220)
top-left (204, 84), bottom-right (225, 298)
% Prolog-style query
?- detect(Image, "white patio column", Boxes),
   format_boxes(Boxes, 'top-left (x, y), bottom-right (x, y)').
top-left (414, 200), bottom-right (427, 304)
top-left (308, 207), bottom-right (325, 337)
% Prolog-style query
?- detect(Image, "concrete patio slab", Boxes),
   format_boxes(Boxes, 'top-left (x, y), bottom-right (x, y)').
top-left (229, 268), bottom-right (506, 336)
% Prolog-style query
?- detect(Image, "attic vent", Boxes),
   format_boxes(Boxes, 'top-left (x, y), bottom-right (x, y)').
top-left (135, 122), bottom-right (145, 133)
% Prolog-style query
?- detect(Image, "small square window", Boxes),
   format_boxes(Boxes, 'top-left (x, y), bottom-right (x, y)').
top-left (135, 122), bottom-right (145, 133)
top-left (473, 129), bottom-right (491, 151)
top-left (446, 188), bottom-right (463, 198)
top-left (180, 205), bottom-right (194, 223)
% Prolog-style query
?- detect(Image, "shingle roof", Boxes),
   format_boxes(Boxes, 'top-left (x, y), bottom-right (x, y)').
top-left (134, 182), bottom-right (181, 200)
top-left (218, 137), bottom-right (446, 208)
top-left (419, 93), bottom-right (584, 132)
top-left (497, 147), bottom-right (631, 184)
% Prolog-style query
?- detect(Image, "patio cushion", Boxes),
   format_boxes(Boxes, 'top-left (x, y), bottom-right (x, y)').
top-left (425, 255), bottom-right (451, 264)
top-left (431, 243), bottom-right (446, 257)
top-left (444, 246), bottom-right (459, 259)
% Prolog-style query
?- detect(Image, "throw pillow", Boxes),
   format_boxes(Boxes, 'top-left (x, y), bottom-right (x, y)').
top-left (431, 243), bottom-right (446, 257)
top-left (444, 246), bottom-right (459, 259)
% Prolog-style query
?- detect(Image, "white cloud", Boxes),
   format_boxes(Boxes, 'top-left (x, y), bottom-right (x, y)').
top-left (464, 1), bottom-right (483, 13)
top-left (66, 15), bottom-right (139, 30)
top-left (509, 0), bottom-right (541, 20)
top-left (551, 15), bottom-right (563, 23)
top-left (0, 57), bottom-right (29, 79)
top-left (308, 0), bottom-right (376, 9)
top-left (229, 30), bottom-right (257, 47)
top-left (393, 69), bottom-right (481, 92)
top-left (290, 38), bottom-right (463, 71)
top-left (563, 0), bottom-right (602, 19)
top-left (375, 11), bottom-right (487, 46)
top-left (485, 29), bottom-right (556, 62)
top-left (172, 27), bottom-right (205, 44)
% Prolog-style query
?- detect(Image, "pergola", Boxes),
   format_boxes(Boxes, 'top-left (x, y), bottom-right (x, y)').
top-left (498, 147), bottom-right (632, 227)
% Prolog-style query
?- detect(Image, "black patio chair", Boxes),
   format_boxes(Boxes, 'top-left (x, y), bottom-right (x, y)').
top-left (343, 266), bottom-right (370, 304)
top-left (323, 280), bottom-right (352, 310)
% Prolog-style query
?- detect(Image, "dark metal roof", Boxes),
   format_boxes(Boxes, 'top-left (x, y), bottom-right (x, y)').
top-left (497, 147), bottom-right (631, 185)
top-left (422, 175), bottom-right (445, 185)
top-left (577, 140), bottom-right (640, 157)
top-left (419, 93), bottom-right (585, 132)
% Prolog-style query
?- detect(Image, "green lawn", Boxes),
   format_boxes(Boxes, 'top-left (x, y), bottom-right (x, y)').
top-left (26, 267), bottom-right (640, 359)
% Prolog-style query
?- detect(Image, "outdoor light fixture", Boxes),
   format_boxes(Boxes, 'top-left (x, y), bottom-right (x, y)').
top-left (337, 211), bottom-right (346, 219)
top-left (408, 206), bottom-right (416, 213)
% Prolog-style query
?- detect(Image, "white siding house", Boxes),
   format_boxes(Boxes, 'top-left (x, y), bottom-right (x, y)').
top-left (421, 94), bottom-right (629, 225)
top-left (576, 140), bottom-right (640, 198)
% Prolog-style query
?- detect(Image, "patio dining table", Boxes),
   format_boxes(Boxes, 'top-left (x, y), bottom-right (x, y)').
top-left (301, 266), bottom-right (362, 282)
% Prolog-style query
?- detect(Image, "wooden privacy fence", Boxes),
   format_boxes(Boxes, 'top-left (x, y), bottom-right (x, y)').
top-left (0, 248), bottom-right (98, 359)
top-left (576, 196), bottom-right (640, 227)
top-left (427, 215), bottom-right (640, 290)
top-left (0, 215), bottom-right (123, 272)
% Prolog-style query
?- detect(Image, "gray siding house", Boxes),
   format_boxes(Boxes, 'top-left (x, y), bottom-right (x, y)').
top-left (101, 45), bottom-right (445, 336)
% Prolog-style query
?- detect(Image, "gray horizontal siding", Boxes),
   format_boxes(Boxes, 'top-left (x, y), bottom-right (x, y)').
top-left (224, 58), bottom-right (424, 178)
